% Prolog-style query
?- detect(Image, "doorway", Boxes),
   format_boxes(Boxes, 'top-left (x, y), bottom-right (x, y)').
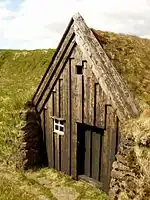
top-left (77, 123), bottom-right (104, 182)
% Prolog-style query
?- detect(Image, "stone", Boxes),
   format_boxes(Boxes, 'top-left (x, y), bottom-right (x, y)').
top-left (109, 134), bottom-right (149, 200)
top-left (18, 106), bottom-right (47, 169)
top-left (112, 162), bottom-right (129, 172)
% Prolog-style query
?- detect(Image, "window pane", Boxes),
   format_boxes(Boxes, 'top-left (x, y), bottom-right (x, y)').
top-left (60, 126), bottom-right (64, 132)
top-left (60, 121), bottom-right (64, 125)
top-left (55, 119), bottom-right (58, 124)
top-left (55, 125), bottom-right (58, 130)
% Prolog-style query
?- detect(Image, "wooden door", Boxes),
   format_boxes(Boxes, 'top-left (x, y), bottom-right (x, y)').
top-left (77, 123), bottom-right (104, 182)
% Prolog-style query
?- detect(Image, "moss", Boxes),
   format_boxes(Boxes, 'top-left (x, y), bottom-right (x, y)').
top-left (93, 29), bottom-right (150, 108)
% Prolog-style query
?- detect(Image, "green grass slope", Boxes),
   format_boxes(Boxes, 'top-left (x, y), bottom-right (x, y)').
top-left (0, 49), bottom-right (54, 162)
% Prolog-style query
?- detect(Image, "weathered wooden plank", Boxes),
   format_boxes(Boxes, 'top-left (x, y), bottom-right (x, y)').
top-left (107, 108), bottom-right (117, 191)
top-left (62, 61), bottom-right (70, 175)
top-left (54, 83), bottom-right (60, 171)
top-left (71, 57), bottom-right (77, 179)
top-left (76, 75), bottom-right (83, 123)
top-left (95, 84), bottom-right (106, 128)
top-left (77, 124), bottom-right (85, 176)
top-left (100, 104), bottom-right (115, 193)
top-left (59, 78), bottom-right (63, 171)
top-left (45, 95), bottom-right (54, 168)
top-left (83, 66), bottom-right (95, 126)
top-left (52, 90), bottom-right (57, 170)
top-left (70, 46), bottom-right (84, 178)
top-left (40, 112), bottom-right (44, 133)
top-left (98, 133), bottom-right (103, 182)
top-left (84, 129), bottom-right (91, 177)
top-left (37, 38), bottom-right (76, 113)
top-left (91, 131), bottom-right (101, 181)
top-left (100, 105), bottom-right (109, 192)
top-left (83, 74), bottom-right (90, 124)
top-left (89, 72), bottom-right (95, 125)
top-left (73, 13), bottom-right (140, 120)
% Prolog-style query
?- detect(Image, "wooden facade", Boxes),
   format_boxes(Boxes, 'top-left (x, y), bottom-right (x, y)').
top-left (32, 13), bottom-right (140, 193)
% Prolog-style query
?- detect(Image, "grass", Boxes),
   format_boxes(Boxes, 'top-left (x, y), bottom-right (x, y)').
top-left (0, 166), bottom-right (107, 200)
top-left (0, 49), bottom-right (54, 163)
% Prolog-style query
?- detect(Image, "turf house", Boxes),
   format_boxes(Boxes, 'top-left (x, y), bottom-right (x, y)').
top-left (25, 13), bottom-right (150, 197)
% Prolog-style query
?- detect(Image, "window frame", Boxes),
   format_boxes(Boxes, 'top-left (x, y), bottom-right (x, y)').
top-left (52, 116), bottom-right (65, 135)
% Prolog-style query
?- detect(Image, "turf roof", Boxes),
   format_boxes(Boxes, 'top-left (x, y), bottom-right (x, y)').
top-left (92, 29), bottom-right (150, 109)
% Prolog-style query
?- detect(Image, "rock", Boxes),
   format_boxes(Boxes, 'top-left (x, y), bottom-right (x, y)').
top-left (109, 134), bottom-right (148, 200)
top-left (17, 106), bottom-right (47, 169)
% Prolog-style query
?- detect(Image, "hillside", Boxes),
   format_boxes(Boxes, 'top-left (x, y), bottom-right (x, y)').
top-left (0, 49), bottom-right (55, 163)
top-left (0, 49), bottom-right (107, 200)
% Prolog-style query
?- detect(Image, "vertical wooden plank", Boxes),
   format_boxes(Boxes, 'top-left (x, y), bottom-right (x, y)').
top-left (40, 112), bottom-right (44, 133)
top-left (77, 124), bottom-right (85, 175)
top-left (89, 72), bottom-right (95, 125)
top-left (59, 78), bottom-right (63, 171)
top-left (100, 105), bottom-right (109, 192)
top-left (71, 58), bottom-right (76, 178)
top-left (84, 129), bottom-right (91, 177)
top-left (62, 61), bottom-right (70, 175)
top-left (55, 82), bottom-right (60, 171)
top-left (84, 74), bottom-right (90, 124)
top-left (76, 75), bottom-right (83, 123)
top-left (101, 104), bottom-right (116, 193)
top-left (91, 131), bottom-right (101, 181)
top-left (98, 133), bottom-right (103, 182)
top-left (71, 54), bottom-right (83, 179)
top-left (52, 88), bottom-right (58, 170)
top-left (108, 113), bottom-right (118, 183)
top-left (95, 84), bottom-right (106, 128)
top-left (45, 96), bottom-right (54, 168)
top-left (54, 133), bottom-right (59, 170)
top-left (83, 65), bottom-right (95, 126)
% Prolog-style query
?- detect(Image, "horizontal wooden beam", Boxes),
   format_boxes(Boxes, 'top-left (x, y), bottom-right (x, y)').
top-left (73, 13), bottom-right (141, 120)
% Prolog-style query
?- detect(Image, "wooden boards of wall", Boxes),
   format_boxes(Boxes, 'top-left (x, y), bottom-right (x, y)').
top-left (100, 104), bottom-right (119, 192)
top-left (83, 63), bottom-right (106, 129)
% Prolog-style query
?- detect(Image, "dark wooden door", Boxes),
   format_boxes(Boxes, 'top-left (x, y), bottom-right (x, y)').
top-left (77, 123), bottom-right (85, 176)
top-left (77, 123), bottom-right (104, 182)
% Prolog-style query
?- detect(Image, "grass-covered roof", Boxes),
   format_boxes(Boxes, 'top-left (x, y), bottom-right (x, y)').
top-left (92, 29), bottom-right (150, 109)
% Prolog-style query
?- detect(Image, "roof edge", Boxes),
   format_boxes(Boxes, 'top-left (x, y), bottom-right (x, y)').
top-left (73, 12), bottom-right (141, 120)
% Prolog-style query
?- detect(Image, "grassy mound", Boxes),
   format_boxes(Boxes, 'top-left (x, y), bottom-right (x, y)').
top-left (0, 49), bottom-right (55, 163)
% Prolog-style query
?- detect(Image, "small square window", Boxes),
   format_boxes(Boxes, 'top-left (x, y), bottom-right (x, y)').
top-left (53, 117), bottom-right (65, 135)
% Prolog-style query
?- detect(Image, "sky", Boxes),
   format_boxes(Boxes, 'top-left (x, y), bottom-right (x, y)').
top-left (0, 0), bottom-right (150, 49)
